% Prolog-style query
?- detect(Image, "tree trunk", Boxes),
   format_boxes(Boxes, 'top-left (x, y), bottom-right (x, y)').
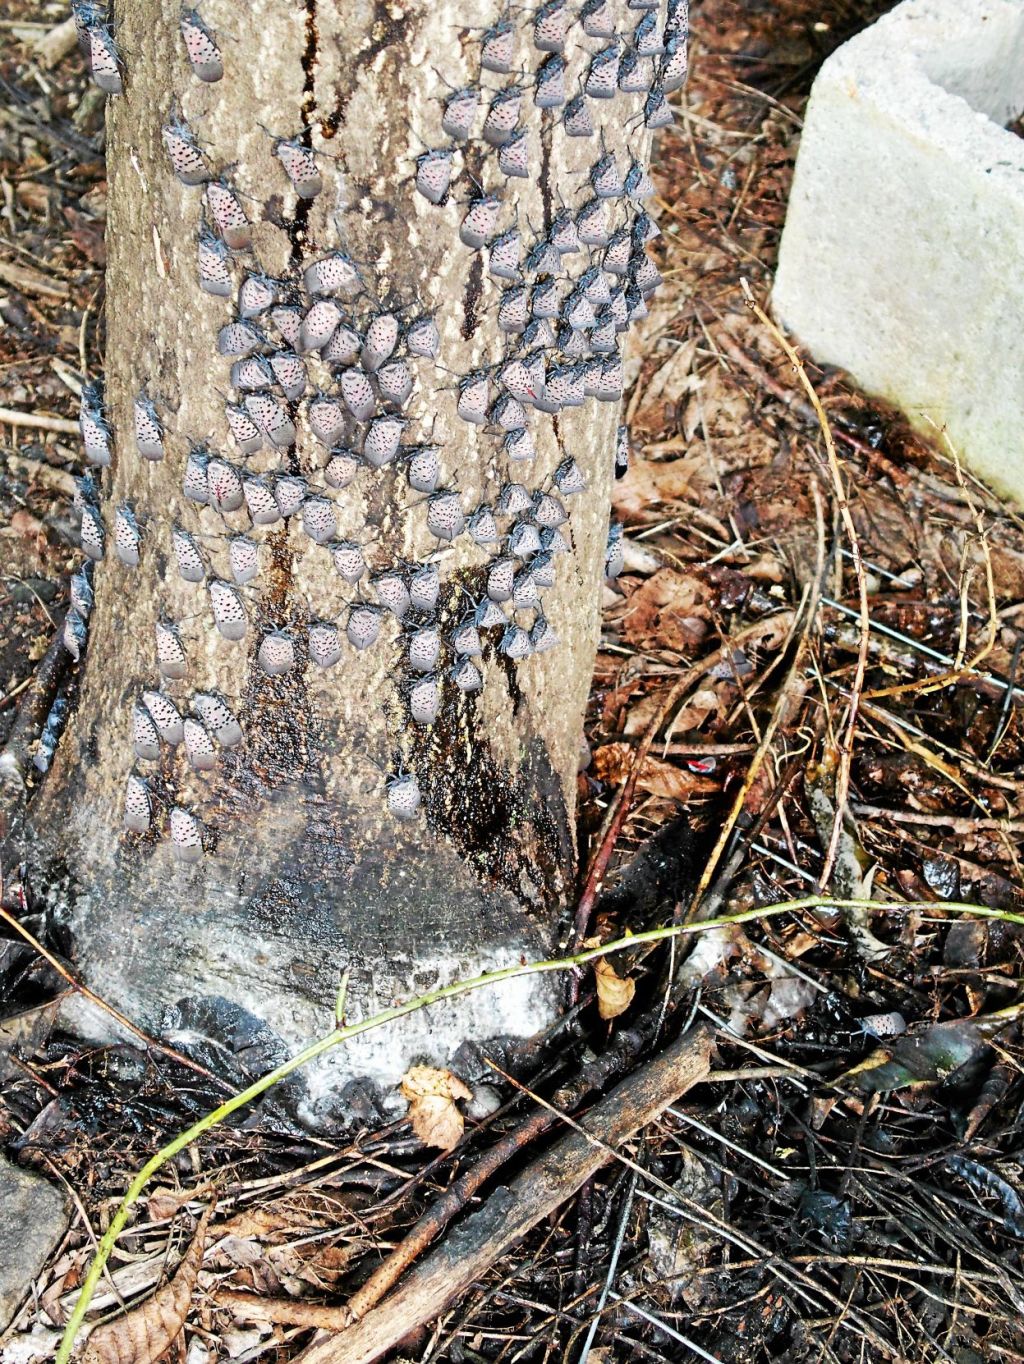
top-left (21, 0), bottom-right (678, 1120)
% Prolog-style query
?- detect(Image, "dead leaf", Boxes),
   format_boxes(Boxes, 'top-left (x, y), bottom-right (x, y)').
top-left (399, 1066), bottom-right (472, 1152)
top-left (593, 956), bottom-right (635, 1019)
top-left (83, 1205), bottom-right (213, 1364)
top-left (591, 743), bottom-right (719, 802)
top-left (612, 455), bottom-right (702, 519)
top-left (620, 568), bottom-right (708, 652)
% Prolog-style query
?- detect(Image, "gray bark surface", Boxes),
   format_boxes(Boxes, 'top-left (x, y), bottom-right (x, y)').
top-left (24, 0), bottom-right (672, 1116)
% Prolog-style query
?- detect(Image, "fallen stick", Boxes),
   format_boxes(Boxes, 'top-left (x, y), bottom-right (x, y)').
top-left (0, 405), bottom-right (79, 434)
top-left (290, 1024), bottom-right (714, 1364)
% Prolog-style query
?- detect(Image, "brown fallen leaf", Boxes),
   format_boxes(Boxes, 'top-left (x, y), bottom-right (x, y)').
top-left (593, 956), bottom-right (635, 1020)
top-left (612, 455), bottom-right (702, 519)
top-left (83, 1204), bottom-right (213, 1364)
top-left (399, 1065), bottom-right (472, 1152)
top-left (591, 743), bottom-right (719, 802)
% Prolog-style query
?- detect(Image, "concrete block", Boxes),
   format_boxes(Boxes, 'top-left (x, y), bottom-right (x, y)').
top-left (773, 0), bottom-right (1024, 503)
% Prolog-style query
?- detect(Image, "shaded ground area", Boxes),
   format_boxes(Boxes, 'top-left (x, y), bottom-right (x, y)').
top-left (4, 1), bottom-right (1024, 1362)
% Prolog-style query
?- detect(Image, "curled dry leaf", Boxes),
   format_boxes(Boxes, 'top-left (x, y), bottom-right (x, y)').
top-left (593, 956), bottom-right (635, 1020)
top-left (83, 1204), bottom-right (213, 1364)
top-left (592, 743), bottom-right (719, 802)
top-left (399, 1065), bottom-right (473, 1152)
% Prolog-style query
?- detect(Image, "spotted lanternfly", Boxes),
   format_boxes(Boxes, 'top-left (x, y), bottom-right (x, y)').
top-left (192, 691), bottom-right (243, 747)
top-left (225, 401), bottom-right (263, 454)
top-left (79, 382), bottom-right (111, 467)
top-left (533, 491), bottom-right (567, 528)
top-left (323, 322), bottom-right (363, 367)
top-left (372, 571), bottom-right (411, 619)
top-left (73, 472), bottom-right (98, 512)
top-left (660, 34), bottom-right (688, 92)
top-left (625, 283), bottom-right (649, 321)
top-left (644, 87), bottom-right (674, 128)
top-left (415, 148), bottom-right (454, 205)
top-left (624, 162), bottom-right (655, 202)
top-left (377, 358), bottom-right (414, 408)
top-left (180, 8), bottom-right (222, 81)
top-left (133, 392), bottom-right (164, 459)
top-left (467, 505), bottom-right (499, 545)
top-left (197, 224), bottom-right (233, 296)
top-left (535, 54), bottom-right (566, 108)
top-left (576, 197), bottom-right (609, 246)
top-left (441, 86), bottom-right (479, 141)
top-left (181, 716), bottom-right (216, 772)
top-left (408, 674), bottom-right (440, 725)
top-left (207, 458), bottom-right (245, 513)
top-left (63, 609), bottom-right (87, 662)
top-left (632, 11), bottom-right (663, 56)
top-left (406, 445), bottom-right (442, 493)
top-left (666, 0), bottom-right (689, 35)
top-left (231, 355), bottom-right (275, 391)
top-left (633, 209), bottom-right (661, 246)
top-left (339, 368), bottom-right (377, 422)
top-left (387, 771), bottom-right (421, 819)
top-left (533, 0), bottom-right (567, 52)
top-left (479, 17), bottom-right (515, 73)
top-left (521, 349), bottom-right (548, 397)
top-left (229, 535), bottom-right (260, 584)
top-left (331, 540), bottom-right (366, 583)
top-left (531, 550), bottom-right (555, 587)
top-left (88, 24), bottom-right (123, 95)
top-left (258, 631), bottom-right (296, 676)
top-left (450, 618), bottom-right (482, 657)
top-left (476, 598), bottom-right (507, 628)
top-left (580, 265), bottom-right (612, 306)
top-left (530, 277), bottom-right (561, 320)
top-left (72, 1), bottom-right (101, 55)
top-left (488, 228), bottom-right (522, 281)
top-left (586, 44), bottom-right (621, 98)
top-left (269, 351), bottom-right (307, 400)
top-left (496, 286), bottom-right (529, 336)
top-left (362, 313), bottom-right (400, 373)
top-left (459, 192), bottom-right (501, 249)
top-left (308, 393), bottom-right (348, 447)
top-left (495, 129), bottom-right (529, 181)
top-left (302, 496), bottom-right (337, 545)
top-left (170, 807), bottom-right (204, 863)
top-left (456, 372), bottom-right (489, 425)
top-left (182, 448), bottom-right (209, 504)
top-left (70, 568), bottom-right (93, 617)
top-left (628, 0), bottom-right (659, 9)
top-left (274, 137), bottom-right (322, 199)
top-left (405, 317), bottom-right (440, 358)
top-left (451, 657), bottom-right (483, 694)
top-left (554, 456), bottom-right (587, 495)
top-left (599, 356), bottom-right (624, 400)
top-left (631, 252), bottom-right (662, 294)
top-left (603, 228), bottom-right (632, 275)
top-left (238, 272), bottom-right (280, 320)
top-left (508, 521), bottom-right (542, 559)
top-left (525, 238), bottom-right (560, 276)
top-left (590, 152), bottom-right (624, 199)
top-left (605, 521), bottom-right (625, 579)
top-left (548, 209), bottom-right (580, 254)
top-left (607, 287), bottom-right (629, 327)
top-left (504, 428), bottom-right (536, 463)
top-left (162, 114), bottom-right (209, 185)
top-left (563, 95), bottom-right (594, 137)
top-left (591, 319), bottom-right (617, 354)
top-left (325, 450), bottom-right (361, 489)
top-left (132, 704), bottom-right (161, 760)
top-left (563, 290), bottom-right (595, 331)
top-left (113, 503), bottom-right (141, 566)
top-left (581, 0), bottom-right (616, 37)
top-left (512, 569), bottom-right (540, 610)
top-left (308, 621), bottom-right (343, 668)
top-left (269, 305), bottom-right (303, 347)
top-left (482, 86), bottom-right (522, 147)
top-left (243, 475), bottom-right (281, 526)
top-left (204, 180), bottom-right (251, 251)
top-left (409, 562), bottom-right (440, 613)
top-left (492, 394), bottom-right (528, 430)
top-left (143, 690), bottom-right (185, 745)
top-left (487, 555), bottom-right (515, 602)
top-left (124, 774), bottom-right (151, 833)
top-left (530, 616), bottom-right (559, 653)
top-left (217, 319), bottom-right (264, 358)
top-left (498, 359), bottom-right (536, 403)
top-left (347, 604), bottom-right (383, 650)
top-left (408, 626), bottom-right (441, 673)
top-left (209, 578), bottom-right (248, 640)
top-left (172, 527), bottom-right (205, 582)
top-left (299, 299), bottom-right (343, 355)
top-left (363, 415), bottom-right (405, 467)
top-left (274, 474), bottom-right (307, 518)
top-left (540, 525), bottom-right (571, 556)
top-left (243, 393), bottom-right (295, 450)
top-left (618, 50), bottom-right (654, 93)
top-left (305, 252), bottom-right (362, 297)
top-left (500, 622), bottom-right (533, 659)
top-left (426, 489), bottom-right (464, 541)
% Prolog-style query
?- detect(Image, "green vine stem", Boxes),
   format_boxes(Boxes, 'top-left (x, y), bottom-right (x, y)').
top-left (56, 894), bottom-right (1024, 1361)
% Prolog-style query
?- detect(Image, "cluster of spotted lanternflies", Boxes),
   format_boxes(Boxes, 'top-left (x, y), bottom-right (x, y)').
top-left (56, 0), bottom-right (685, 856)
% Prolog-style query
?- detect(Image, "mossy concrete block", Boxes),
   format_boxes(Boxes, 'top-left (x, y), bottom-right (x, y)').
top-left (774, 0), bottom-right (1024, 502)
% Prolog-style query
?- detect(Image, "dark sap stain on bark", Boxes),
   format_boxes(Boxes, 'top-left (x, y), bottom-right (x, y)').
top-left (461, 253), bottom-right (484, 341)
top-left (288, 0), bottom-right (319, 261)
top-left (324, 2), bottom-right (410, 137)
top-left (539, 113), bottom-right (554, 234)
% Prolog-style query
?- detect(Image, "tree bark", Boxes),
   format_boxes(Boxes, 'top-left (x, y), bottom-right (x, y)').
top-left (22, 0), bottom-right (673, 1118)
